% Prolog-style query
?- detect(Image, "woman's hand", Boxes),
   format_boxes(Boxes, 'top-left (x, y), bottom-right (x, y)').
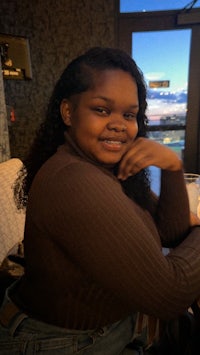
top-left (118, 137), bottom-right (182, 180)
top-left (190, 211), bottom-right (200, 227)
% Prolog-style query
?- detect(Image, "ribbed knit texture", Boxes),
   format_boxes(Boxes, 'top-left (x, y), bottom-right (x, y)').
top-left (12, 134), bottom-right (200, 329)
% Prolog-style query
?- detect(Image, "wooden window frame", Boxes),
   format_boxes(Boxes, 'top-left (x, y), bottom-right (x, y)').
top-left (115, 1), bottom-right (200, 173)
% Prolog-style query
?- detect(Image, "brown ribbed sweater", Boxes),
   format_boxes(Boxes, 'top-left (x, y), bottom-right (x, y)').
top-left (12, 134), bottom-right (200, 330)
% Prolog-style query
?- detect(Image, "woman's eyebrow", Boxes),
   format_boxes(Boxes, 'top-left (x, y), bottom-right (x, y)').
top-left (91, 96), bottom-right (139, 108)
top-left (91, 95), bottom-right (112, 102)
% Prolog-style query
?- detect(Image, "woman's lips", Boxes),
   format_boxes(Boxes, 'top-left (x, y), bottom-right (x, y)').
top-left (101, 138), bottom-right (125, 151)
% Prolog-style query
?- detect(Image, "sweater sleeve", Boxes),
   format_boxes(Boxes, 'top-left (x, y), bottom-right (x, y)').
top-left (152, 169), bottom-right (190, 247)
top-left (29, 161), bottom-right (200, 321)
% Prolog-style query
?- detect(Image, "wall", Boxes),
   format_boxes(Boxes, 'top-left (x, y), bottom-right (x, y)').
top-left (0, 0), bottom-right (116, 159)
top-left (0, 56), bottom-right (10, 162)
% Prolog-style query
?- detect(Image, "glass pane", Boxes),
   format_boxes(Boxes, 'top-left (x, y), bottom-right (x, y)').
top-left (148, 130), bottom-right (185, 159)
top-left (120, 0), bottom-right (200, 13)
top-left (132, 29), bottom-right (191, 158)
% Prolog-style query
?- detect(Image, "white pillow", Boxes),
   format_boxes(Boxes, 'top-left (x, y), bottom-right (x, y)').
top-left (0, 158), bottom-right (25, 265)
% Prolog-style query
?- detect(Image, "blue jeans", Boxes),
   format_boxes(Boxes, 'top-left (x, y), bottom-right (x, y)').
top-left (0, 284), bottom-right (140, 354)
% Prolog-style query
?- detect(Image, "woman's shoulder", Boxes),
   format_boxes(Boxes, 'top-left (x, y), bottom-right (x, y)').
top-left (31, 147), bottom-right (118, 197)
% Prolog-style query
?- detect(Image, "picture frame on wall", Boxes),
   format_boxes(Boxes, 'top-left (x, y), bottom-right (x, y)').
top-left (0, 33), bottom-right (32, 80)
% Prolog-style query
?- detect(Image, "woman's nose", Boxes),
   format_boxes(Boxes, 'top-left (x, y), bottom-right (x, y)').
top-left (107, 119), bottom-right (127, 132)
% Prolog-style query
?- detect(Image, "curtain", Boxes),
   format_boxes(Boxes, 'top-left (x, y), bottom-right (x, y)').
top-left (0, 56), bottom-right (11, 162)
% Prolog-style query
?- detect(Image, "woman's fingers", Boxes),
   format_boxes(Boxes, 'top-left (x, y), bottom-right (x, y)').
top-left (118, 138), bottom-right (182, 180)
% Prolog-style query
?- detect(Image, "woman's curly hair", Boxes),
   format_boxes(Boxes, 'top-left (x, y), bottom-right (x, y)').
top-left (14, 47), bottom-right (151, 209)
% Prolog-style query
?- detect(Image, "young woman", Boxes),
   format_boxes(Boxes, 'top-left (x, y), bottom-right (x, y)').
top-left (0, 47), bottom-right (200, 354)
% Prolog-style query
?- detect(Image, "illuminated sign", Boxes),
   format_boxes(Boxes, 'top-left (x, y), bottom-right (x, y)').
top-left (149, 80), bottom-right (170, 88)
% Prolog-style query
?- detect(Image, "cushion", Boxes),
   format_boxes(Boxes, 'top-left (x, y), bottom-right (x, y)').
top-left (0, 158), bottom-right (25, 265)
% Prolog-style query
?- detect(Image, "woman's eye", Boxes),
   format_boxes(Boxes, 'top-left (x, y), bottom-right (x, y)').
top-left (124, 113), bottom-right (136, 121)
top-left (94, 107), bottom-right (109, 115)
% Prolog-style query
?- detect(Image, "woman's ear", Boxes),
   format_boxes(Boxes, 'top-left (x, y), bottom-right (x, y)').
top-left (60, 99), bottom-right (72, 127)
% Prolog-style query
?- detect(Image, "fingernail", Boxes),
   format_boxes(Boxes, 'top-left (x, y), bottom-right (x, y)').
top-left (118, 175), bottom-right (126, 181)
top-left (117, 174), bottom-right (123, 180)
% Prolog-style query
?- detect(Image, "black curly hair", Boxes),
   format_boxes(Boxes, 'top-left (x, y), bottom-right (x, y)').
top-left (14, 46), bottom-right (151, 209)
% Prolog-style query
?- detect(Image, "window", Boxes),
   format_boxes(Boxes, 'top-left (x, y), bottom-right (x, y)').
top-left (132, 29), bottom-right (190, 161)
top-left (117, 0), bottom-right (200, 176)
top-left (120, 0), bottom-right (200, 13)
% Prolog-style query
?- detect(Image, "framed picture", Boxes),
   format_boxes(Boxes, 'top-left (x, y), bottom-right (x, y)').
top-left (0, 33), bottom-right (32, 80)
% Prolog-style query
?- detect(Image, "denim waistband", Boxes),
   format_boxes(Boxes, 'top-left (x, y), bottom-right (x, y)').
top-left (0, 281), bottom-right (123, 338)
top-left (0, 282), bottom-right (28, 336)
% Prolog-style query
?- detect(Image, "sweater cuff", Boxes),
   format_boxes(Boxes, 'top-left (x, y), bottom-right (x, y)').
top-left (190, 225), bottom-right (200, 232)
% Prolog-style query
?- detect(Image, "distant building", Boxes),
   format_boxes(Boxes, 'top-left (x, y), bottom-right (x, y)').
top-left (160, 114), bottom-right (186, 125)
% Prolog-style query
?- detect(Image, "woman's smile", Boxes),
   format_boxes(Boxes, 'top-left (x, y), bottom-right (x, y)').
top-left (100, 135), bottom-right (127, 152)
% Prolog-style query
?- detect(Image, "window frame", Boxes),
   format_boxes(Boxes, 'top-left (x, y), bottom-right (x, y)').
top-left (116, 1), bottom-right (200, 173)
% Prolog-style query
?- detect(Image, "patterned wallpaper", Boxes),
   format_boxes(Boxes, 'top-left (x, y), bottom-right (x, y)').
top-left (0, 56), bottom-right (10, 162)
top-left (0, 0), bottom-right (116, 159)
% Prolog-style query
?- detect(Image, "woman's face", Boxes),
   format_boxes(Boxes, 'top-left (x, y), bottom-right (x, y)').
top-left (61, 69), bottom-right (139, 167)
